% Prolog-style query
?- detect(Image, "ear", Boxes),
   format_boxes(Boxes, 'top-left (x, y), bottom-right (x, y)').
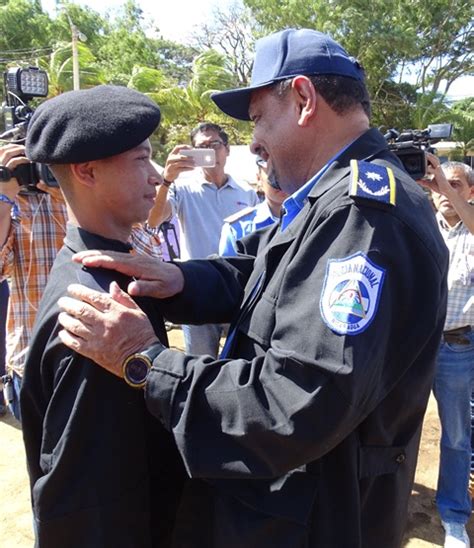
top-left (469, 184), bottom-right (474, 201)
top-left (70, 162), bottom-right (96, 188)
top-left (291, 76), bottom-right (317, 127)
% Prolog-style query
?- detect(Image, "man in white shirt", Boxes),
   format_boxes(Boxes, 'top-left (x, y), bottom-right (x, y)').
top-left (420, 155), bottom-right (474, 548)
top-left (150, 122), bottom-right (258, 356)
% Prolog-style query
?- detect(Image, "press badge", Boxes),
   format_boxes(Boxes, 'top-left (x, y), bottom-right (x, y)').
top-left (320, 252), bottom-right (386, 335)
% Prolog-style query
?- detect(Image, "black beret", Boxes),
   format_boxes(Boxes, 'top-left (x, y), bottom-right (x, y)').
top-left (26, 85), bottom-right (161, 164)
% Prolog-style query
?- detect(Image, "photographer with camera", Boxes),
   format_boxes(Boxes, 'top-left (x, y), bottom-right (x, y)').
top-left (148, 122), bottom-right (258, 357)
top-left (418, 154), bottom-right (474, 548)
top-left (0, 143), bottom-right (68, 420)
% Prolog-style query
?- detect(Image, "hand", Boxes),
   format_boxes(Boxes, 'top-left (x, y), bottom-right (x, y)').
top-left (72, 249), bottom-right (185, 298)
top-left (418, 152), bottom-right (454, 198)
top-left (0, 144), bottom-right (27, 198)
top-left (58, 281), bottom-right (160, 377)
top-left (162, 144), bottom-right (196, 183)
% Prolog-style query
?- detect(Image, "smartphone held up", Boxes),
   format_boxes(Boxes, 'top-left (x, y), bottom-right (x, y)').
top-left (181, 148), bottom-right (216, 168)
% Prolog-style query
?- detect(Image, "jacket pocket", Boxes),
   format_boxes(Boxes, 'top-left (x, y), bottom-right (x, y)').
top-left (239, 292), bottom-right (276, 347)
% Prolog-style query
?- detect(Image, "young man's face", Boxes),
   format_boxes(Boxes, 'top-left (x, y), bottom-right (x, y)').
top-left (432, 167), bottom-right (474, 223)
top-left (92, 139), bottom-right (160, 229)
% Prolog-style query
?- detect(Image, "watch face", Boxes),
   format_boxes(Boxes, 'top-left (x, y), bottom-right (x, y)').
top-left (125, 357), bottom-right (149, 385)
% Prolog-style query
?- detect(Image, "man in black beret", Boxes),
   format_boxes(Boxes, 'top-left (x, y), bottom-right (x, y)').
top-left (19, 85), bottom-right (186, 548)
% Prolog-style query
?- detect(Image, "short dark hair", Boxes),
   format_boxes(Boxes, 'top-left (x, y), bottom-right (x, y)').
top-left (273, 74), bottom-right (371, 119)
top-left (190, 122), bottom-right (229, 146)
top-left (442, 161), bottom-right (474, 187)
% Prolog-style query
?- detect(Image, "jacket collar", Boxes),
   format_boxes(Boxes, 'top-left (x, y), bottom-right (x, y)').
top-left (64, 223), bottom-right (132, 254)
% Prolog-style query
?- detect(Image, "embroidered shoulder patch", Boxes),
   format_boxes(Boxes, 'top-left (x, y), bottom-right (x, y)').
top-left (349, 160), bottom-right (396, 206)
top-left (320, 252), bottom-right (386, 335)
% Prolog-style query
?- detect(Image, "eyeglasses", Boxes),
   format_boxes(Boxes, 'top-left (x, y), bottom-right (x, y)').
top-left (256, 157), bottom-right (268, 170)
top-left (196, 140), bottom-right (226, 150)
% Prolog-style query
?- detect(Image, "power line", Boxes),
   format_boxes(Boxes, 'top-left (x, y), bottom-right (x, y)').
top-left (0, 46), bottom-right (54, 54)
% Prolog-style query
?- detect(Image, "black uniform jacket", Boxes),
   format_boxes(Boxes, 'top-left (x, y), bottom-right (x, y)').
top-left (147, 129), bottom-right (449, 548)
top-left (20, 225), bottom-right (186, 548)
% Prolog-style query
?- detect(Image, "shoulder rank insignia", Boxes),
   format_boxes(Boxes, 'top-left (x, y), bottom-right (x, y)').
top-left (349, 160), bottom-right (396, 207)
top-left (320, 252), bottom-right (386, 335)
top-left (224, 205), bottom-right (256, 225)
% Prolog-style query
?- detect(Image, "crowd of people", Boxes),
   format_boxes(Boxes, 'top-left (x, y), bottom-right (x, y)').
top-left (0, 26), bottom-right (472, 548)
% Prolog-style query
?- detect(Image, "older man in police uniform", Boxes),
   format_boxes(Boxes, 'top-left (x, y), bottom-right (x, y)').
top-left (20, 86), bottom-right (186, 548)
top-left (56, 30), bottom-right (448, 547)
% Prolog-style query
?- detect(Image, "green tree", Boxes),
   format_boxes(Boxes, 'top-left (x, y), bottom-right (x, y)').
top-left (51, 2), bottom-right (109, 52)
top-left (96, 0), bottom-right (162, 85)
top-left (138, 49), bottom-right (252, 162)
top-left (39, 41), bottom-right (105, 96)
top-left (0, 0), bottom-right (54, 69)
top-left (243, 0), bottom-right (473, 129)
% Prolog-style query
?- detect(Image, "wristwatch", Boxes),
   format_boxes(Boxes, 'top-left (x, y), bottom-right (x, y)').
top-left (122, 342), bottom-right (166, 389)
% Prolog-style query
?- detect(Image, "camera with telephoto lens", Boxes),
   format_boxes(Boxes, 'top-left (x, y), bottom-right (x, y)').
top-left (384, 123), bottom-right (453, 181)
top-left (0, 66), bottom-right (58, 191)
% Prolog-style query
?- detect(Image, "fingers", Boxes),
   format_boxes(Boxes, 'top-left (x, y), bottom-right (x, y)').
top-left (64, 284), bottom-right (119, 314)
top-left (73, 251), bottom-right (145, 278)
top-left (164, 145), bottom-right (196, 180)
top-left (58, 329), bottom-right (85, 354)
top-left (128, 279), bottom-right (167, 298)
top-left (0, 144), bottom-right (27, 165)
top-left (58, 311), bottom-right (94, 339)
top-left (109, 281), bottom-right (137, 308)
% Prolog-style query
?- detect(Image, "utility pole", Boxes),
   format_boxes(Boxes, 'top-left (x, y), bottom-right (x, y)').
top-left (70, 22), bottom-right (80, 90)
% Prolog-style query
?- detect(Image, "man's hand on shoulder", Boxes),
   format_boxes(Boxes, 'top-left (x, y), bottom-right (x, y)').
top-left (58, 281), bottom-right (161, 377)
top-left (72, 249), bottom-right (185, 299)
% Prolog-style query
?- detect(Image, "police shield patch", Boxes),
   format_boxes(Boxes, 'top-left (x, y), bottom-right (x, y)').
top-left (320, 252), bottom-right (386, 335)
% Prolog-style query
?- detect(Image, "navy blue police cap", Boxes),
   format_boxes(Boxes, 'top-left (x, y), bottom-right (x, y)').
top-left (212, 28), bottom-right (364, 121)
top-left (26, 85), bottom-right (161, 164)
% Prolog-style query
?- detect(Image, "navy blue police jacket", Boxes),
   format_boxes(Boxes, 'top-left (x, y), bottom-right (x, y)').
top-left (154, 128), bottom-right (447, 548)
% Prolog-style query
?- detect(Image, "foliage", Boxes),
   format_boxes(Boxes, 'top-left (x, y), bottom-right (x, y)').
top-left (191, 2), bottom-right (259, 86)
top-left (243, 0), bottom-right (473, 129)
top-left (139, 49), bottom-right (252, 162)
top-left (0, 0), bottom-right (54, 69)
top-left (0, 0), bottom-right (471, 159)
top-left (38, 41), bottom-right (105, 96)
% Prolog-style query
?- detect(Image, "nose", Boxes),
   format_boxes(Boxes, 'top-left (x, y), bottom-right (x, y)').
top-left (250, 140), bottom-right (269, 159)
top-left (149, 160), bottom-right (163, 185)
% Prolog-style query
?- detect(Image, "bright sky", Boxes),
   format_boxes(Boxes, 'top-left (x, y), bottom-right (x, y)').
top-left (41, 0), bottom-right (472, 101)
top-left (41, 0), bottom-right (232, 42)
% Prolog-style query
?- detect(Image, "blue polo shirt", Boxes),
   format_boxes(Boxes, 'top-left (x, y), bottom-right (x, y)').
top-left (280, 142), bottom-right (354, 231)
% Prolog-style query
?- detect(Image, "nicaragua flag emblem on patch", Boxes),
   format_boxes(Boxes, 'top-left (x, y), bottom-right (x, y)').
top-left (320, 252), bottom-right (386, 335)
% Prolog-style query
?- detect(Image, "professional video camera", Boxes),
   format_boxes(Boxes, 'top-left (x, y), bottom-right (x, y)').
top-left (0, 66), bottom-right (58, 190)
top-left (384, 123), bottom-right (453, 180)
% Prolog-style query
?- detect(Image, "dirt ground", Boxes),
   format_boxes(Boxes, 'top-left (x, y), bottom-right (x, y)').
top-left (1, 327), bottom-right (472, 547)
